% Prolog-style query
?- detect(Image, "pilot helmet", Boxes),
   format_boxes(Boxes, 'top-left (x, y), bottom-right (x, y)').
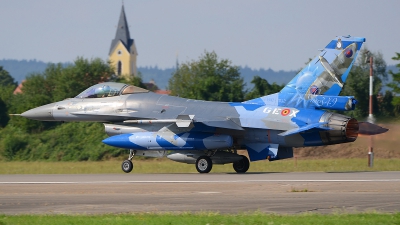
top-left (95, 85), bottom-right (111, 96)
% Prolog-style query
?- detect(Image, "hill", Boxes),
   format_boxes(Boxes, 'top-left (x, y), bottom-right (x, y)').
top-left (1, 59), bottom-right (397, 91)
top-left (0, 59), bottom-right (296, 89)
top-left (0, 59), bottom-right (49, 84)
top-left (139, 65), bottom-right (297, 89)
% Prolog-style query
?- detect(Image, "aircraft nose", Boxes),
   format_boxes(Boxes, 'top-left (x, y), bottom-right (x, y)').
top-left (102, 134), bottom-right (134, 149)
top-left (21, 103), bottom-right (56, 121)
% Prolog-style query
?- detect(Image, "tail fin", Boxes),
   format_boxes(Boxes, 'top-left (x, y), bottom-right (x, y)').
top-left (279, 35), bottom-right (365, 107)
top-left (245, 36), bottom-right (365, 108)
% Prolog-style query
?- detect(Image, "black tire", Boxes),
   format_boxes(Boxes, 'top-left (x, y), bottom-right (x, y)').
top-left (233, 156), bottom-right (250, 173)
top-left (195, 156), bottom-right (213, 173)
top-left (121, 160), bottom-right (133, 173)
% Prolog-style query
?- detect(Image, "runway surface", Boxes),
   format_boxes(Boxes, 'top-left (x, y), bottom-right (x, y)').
top-left (1, 172), bottom-right (400, 214)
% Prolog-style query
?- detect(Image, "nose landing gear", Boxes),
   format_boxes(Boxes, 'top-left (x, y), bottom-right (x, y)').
top-left (121, 160), bottom-right (133, 173)
top-left (121, 149), bottom-right (135, 173)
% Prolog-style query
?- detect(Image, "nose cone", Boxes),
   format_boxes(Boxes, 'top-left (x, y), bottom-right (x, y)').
top-left (21, 103), bottom-right (55, 121)
top-left (102, 133), bottom-right (142, 149)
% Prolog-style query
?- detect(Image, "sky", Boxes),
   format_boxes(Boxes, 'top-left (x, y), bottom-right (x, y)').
top-left (1, 0), bottom-right (400, 71)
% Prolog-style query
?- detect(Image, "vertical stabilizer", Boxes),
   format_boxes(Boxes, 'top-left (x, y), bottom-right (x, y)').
top-left (245, 36), bottom-right (365, 109)
top-left (279, 36), bottom-right (365, 108)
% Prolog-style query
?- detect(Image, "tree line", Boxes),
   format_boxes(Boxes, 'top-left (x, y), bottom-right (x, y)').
top-left (0, 50), bottom-right (399, 161)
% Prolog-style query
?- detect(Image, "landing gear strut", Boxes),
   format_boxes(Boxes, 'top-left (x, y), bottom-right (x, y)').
top-left (121, 149), bottom-right (135, 173)
top-left (195, 156), bottom-right (213, 173)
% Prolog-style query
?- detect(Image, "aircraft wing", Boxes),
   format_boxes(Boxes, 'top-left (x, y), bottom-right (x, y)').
top-left (195, 118), bottom-right (244, 131)
top-left (122, 115), bottom-right (244, 131)
top-left (69, 111), bottom-right (131, 117)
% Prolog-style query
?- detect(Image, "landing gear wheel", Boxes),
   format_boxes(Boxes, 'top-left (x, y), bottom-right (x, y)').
top-left (196, 156), bottom-right (213, 173)
top-left (233, 156), bottom-right (250, 173)
top-left (121, 160), bottom-right (133, 173)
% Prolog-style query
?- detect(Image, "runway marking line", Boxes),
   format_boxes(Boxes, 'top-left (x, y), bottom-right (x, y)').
top-left (1, 179), bottom-right (400, 184)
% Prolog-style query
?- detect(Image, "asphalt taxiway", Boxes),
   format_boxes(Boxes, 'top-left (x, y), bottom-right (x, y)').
top-left (1, 172), bottom-right (399, 214)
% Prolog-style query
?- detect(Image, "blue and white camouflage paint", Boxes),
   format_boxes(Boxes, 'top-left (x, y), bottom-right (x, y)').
top-left (94, 36), bottom-right (364, 161)
top-left (103, 131), bottom-right (233, 150)
top-left (20, 36), bottom-right (388, 173)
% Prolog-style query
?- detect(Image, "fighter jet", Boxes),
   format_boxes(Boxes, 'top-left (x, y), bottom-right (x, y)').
top-left (19, 36), bottom-right (388, 173)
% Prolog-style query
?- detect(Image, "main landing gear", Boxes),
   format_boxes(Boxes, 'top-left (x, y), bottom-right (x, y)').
top-left (195, 155), bottom-right (250, 174)
top-left (195, 156), bottom-right (213, 173)
top-left (233, 155), bottom-right (250, 173)
top-left (121, 149), bottom-right (135, 173)
top-left (121, 149), bottom-right (250, 174)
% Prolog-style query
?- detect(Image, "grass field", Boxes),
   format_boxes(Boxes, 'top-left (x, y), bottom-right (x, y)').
top-left (0, 158), bottom-right (399, 174)
top-left (0, 212), bottom-right (399, 225)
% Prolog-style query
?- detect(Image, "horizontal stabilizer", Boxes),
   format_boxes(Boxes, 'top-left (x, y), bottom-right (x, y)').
top-left (278, 122), bottom-right (330, 136)
top-left (358, 122), bottom-right (388, 135)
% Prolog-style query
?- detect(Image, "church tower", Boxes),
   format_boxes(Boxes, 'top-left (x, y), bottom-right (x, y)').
top-left (109, 5), bottom-right (138, 79)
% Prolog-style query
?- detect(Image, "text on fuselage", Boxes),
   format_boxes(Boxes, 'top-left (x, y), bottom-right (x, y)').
top-left (262, 107), bottom-right (299, 117)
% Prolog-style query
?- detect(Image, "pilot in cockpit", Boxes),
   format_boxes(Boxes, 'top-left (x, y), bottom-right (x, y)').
top-left (95, 85), bottom-right (111, 97)
top-left (81, 85), bottom-right (110, 98)
top-left (75, 82), bottom-right (149, 99)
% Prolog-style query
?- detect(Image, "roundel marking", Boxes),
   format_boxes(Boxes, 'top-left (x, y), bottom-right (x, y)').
top-left (345, 49), bottom-right (353, 58)
top-left (281, 108), bottom-right (291, 116)
top-left (310, 85), bottom-right (319, 95)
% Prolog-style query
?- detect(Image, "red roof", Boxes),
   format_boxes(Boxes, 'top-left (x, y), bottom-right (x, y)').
top-left (13, 80), bottom-right (25, 94)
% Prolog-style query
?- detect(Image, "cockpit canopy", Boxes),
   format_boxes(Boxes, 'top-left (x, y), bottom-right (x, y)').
top-left (75, 82), bottom-right (149, 99)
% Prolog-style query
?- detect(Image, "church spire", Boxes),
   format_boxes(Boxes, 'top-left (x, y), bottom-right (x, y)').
top-left (109, 5), bottom-right (133, 54)
top-left (108, 4), bottom-right (138, 78)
